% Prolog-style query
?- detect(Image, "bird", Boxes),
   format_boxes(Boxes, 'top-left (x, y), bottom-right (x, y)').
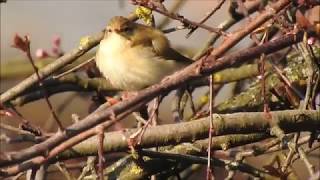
top-left (95, 16), bottom-right (193, 91)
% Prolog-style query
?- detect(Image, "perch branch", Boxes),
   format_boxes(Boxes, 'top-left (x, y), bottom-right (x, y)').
top-left (0, 110), bottom-right (318, 176)
top-left (0, 31), bottom-right (306, 173)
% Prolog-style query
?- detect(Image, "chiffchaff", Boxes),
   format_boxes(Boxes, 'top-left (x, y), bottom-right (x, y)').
top-left (96, 16), bottom-right (193, 90)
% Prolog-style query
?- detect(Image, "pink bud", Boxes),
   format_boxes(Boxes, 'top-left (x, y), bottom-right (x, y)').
top-left (35, 48), bottom-right (49, 59)
top-left (0, 110), bottom-right (14, 117)
top-left (307, 37), bottom-right (316, 45)
top-left (12, 33), bottom-right (29, 52)
top-left (52, 35), bottom-right (61, 47)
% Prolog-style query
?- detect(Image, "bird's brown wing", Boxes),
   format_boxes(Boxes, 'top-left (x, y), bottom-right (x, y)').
top-left (136, 25), bottom-right (194, 65)
top-left (149, 31), bottom-right (193, 65)
top-left (164, 47), bottom-right (194, 65)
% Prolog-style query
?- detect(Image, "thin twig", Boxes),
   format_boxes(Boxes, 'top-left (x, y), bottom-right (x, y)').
top-left (96, 125), bottom-right (105, 180)
top-left (186, 0), bottom-right (226, 38)
top-left (207, 74), bottom-right (215, 180)
top-left (157, 0), bottom-right (186, 29)
top-left (281, 133), bottom-right (299, 173)
top-left (193, 0), bottom-right (262, 59)
top-left (20, 36), bottom-right (64, 130)
top-left (2, 110), bottom-right (318, 177)
top-left (0, 32), bottom-right (306, 176)
top-left (139, 149), bottom-right (269, 178)
top-left (55, 162), bottom-right (75, 180)
top-left (132, 112), bottom-right (147, 125)
top-left (297, 146), bottom-right (315, 176)
top-left (52, 57), bottom-right (95, 79)
top-left (0, 13), bottom-right (138, 104)
top-left (131, 0), bottom-right (228, 36)
top-left (186, 89), bottom-right (196, 115)
top-left (271, 63), bottom-right (304, 99)
top-left (260, 53), bottom-right (269, 113)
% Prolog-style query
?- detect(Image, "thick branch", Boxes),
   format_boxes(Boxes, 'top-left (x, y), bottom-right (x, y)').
top-left (60, 133), bottom-right (268, 159)
top-left (0, 14), bottom-right (138, 104)
top-left (216, 46), bottom-right (320, 112)
top-left (9, 75), bottom-right (118, 106)
top-left (0, 32), bottom-right (306, 172)
top-left (59, 110), bottom-right (318, 158)
top-left (0, 110), bottom-right (318, 176)
top-left (0, 32), bottom-right (103, 103)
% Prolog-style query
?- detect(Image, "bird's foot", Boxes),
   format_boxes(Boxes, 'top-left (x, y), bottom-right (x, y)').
top-left (121, 91), bottom-right (139, 101)
top-left (105, 96), bottom-right (121, 105)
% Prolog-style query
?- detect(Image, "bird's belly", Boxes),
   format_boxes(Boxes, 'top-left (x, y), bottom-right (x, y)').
top-left (96, 39), bottom-right (185, 90)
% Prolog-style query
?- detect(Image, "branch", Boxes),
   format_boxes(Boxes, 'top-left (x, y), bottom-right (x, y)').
top-left (0, 52), bottom-right (94, 80)
top-left (59, 110), bottom-right (319, 158)
top-left (0, 32), bottom-right (103, 104)
top-left (72, 134), bottom-right (269, 179)
top-left (186, 0), bottom-right (226, 38)
top-left (139, 150), bottom-right (269, 178)
top-left (193, 0), bottom-right (263, 59)
top-left (0, 31), bottom-right (306, 173)
top-left (60, 133), bottom-right (268, 159)
top-left (0, 14), bottom-right (138, 104)
top-left (9, 74), bottom-right (118, 106)
top-left (0, 110), bottom-right (319, 176)
top-left (209, 0), bottom-right (291, 57)
top-left (216, 46), bottom-right (320, 113)
top-left (131, 0), bottom-right (227, 36)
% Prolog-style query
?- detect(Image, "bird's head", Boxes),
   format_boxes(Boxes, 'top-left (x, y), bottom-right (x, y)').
top-left (105, 16), bottom-right (135, 40)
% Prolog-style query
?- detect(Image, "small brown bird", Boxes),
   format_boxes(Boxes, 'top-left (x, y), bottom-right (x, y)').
top-left (95, 16), bottom-right (193, 91)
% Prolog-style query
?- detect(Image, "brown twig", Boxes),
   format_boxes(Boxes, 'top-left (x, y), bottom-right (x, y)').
top-left (217, 134), bottom-right (312, 160)
top-left (1, 110), bottom-right (318, 177)
top-left (271, 63), bottom-right (304, 99)
top-left (0, 104), bottom-right (43, 137)
top-left (156, 0), bottom-right (186, 29)
top-left (186, 0), bottom-right (226, 38)
top-left (14, 36), bottom-right (63, 130)
top-left (260, 53), bottom-right (269, 113)
top-left (131, 0), bottom-right (228, 36)
top-left (101, 133), bottom-right (268, 179)
top-left (207, 74), bottom-right (215, 180)
top-left (297, 146), bottom-right (315, 176)
top-left (0, 32), bottom-right (103, 104)
top-left (52, 57), bottom-right (95, 79)
top-left (0, 31), bottom-right (307, 176)
top-left (96, 125), bottom-right (105, 180)
top-left (209, 0), bottom-right (291, 58)
top-left (0, 13), bottom-right (138, 104)
top-left (0, 2), bottom-right (296, 171)
top-left (281, 133), bottom-right (299, 173)
top-left (193, 0), bottom-right (263, 59)
top-left (139, 149), bottom-right (269, 178)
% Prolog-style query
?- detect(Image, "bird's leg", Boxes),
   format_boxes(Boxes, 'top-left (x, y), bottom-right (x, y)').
top-left (105, 91), bottom-right (139, 105)
top-left (105, 96), bottom-right (121, 105)
top-left (121, 91), bottom-right (139, 101)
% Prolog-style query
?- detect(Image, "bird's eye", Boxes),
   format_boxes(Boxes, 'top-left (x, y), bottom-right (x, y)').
top-left (123, 27), bottom-right (131, 32)
top-left (107, 28), bottom-right (112, 33)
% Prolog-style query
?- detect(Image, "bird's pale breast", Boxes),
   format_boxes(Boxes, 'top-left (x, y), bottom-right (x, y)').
top-left (96, 33), bottom-right (186, 90)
